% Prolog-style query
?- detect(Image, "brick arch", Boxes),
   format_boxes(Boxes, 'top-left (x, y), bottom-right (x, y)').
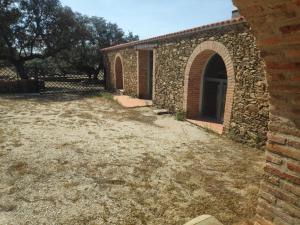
top-left (114, 53), bottom-right (124, 89)
top-left (183, 41), bottom-right (235, 131)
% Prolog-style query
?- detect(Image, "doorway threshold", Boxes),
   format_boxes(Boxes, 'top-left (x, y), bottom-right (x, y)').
top-left (113, 95), bottom-right (153, 108)
top-left (186, 119), bottom-right (224, 135)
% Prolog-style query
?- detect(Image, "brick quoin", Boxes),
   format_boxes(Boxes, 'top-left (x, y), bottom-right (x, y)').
top-left (280, 23), bottom-right (300, 34)
top-left (266, 154), bottom-right (284, 165)
top-left (287, 162), bottom-right (300, 174)
top-left (183, 41), bottom-right (235, 134)
top-left (282, 182), bottom-right (300, 197)
top-left (234, 0), bottom-right (300, 225)
top-left (261, 182), bottom-right (299, 206)
top-left (264, 164), bottom-right (300, 185)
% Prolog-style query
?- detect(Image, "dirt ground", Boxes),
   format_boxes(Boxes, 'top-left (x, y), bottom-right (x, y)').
top-left (0, 94), bottom-right (265, 225)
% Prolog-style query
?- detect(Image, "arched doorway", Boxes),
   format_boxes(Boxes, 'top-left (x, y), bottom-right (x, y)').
top-left (114, 55), bottom-right (123, 89)
top-left (184, 41), bottom-right (235, 132)
top-left (201, 54), bottom-right (227, 123)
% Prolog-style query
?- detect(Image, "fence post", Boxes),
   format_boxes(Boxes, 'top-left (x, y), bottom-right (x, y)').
top-left (103, 67), bottom-right (107, 90)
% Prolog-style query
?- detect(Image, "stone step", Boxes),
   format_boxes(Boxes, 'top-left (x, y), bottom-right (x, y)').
top-left (116, 89), bottom-right (124, 95)
top-left (153, 108), bottom-right (170, 115)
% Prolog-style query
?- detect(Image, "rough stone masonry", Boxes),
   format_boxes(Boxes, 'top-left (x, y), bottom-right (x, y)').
top-left (102, 17), bottom-right (269, 148)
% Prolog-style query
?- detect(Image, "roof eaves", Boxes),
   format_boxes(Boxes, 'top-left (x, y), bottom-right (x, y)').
top-left (101, 16), bottom-right (246, 52)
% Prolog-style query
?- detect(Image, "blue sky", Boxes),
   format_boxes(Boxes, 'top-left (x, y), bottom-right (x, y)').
top-left (60, 0), bottom-right (236, 40)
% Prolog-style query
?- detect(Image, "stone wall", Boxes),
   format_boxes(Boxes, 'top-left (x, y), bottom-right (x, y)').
top-left (103, 22), bottom-right (269, 147)
top-left (106, 49), bottom-right (137, 97)
top-left (153, 23), bottom-right (268, 147)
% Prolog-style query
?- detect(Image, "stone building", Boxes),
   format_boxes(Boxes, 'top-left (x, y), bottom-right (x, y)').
top-left (102, 16), bottom-right (269, 147)
top-left (102, 1), bottom-right (300, 224)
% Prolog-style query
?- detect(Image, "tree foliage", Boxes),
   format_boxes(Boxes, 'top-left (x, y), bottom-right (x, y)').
top-left (0, 0), bottom-right (139, 79)
top-left (54, 15), bottom-right (138, 79)
top-left (0, 0), bottom-right (81, 79)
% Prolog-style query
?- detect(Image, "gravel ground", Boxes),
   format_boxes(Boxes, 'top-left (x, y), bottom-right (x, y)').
top-left (0, 94), bottom-right (264, 225)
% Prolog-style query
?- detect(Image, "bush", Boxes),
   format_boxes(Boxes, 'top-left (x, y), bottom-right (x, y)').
top-left (100, 92), bottom-right (114, 101)
top-left (175, 111), bottom-right (186, 121)
top-left (0, 80), bottom-right (41, 94)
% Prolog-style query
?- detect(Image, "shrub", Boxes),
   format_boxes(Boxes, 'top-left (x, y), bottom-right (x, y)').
top-left (0, 80), bottom-right (41, 94)
top-left (175, 111), bottom-right (186, 121)
top-left (100, 92), bottom-right (114, 101)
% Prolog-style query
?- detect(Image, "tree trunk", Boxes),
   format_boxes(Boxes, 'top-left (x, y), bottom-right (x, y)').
top-left (93, 66), bottom-right (101, 80)
top-left (93, 73), bottom-right (98, 80)
top-left (14, 61), bottom-right (28, 80)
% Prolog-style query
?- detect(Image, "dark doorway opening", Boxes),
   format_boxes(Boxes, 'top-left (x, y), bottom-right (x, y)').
top-left (201, 54), bottom-right (227, 123)
top-left (115, 56), bottom-right (123, 89)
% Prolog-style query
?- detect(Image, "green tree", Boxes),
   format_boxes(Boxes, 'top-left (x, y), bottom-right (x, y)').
top-left (54, 15), bottom-right (139, 80)
top-left (0, 0), bottom-right (80, 79)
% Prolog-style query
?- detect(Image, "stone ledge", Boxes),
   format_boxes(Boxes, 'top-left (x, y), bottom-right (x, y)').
top-left (153, 108), bottom-right (170, 115)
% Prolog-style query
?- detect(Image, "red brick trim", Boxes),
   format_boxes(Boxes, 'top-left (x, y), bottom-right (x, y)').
top-left (114, 53), bottom-right (124, 90)
top-left (136, 51), bottom-right (139, 96)
top-left (183, 41), bottom-right (235, 133)
top-left (152, 49), bottom-right (157, 101)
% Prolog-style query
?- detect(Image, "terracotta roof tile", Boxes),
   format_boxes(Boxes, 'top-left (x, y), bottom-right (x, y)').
top-left (101, 17), bottom-right (246, 52)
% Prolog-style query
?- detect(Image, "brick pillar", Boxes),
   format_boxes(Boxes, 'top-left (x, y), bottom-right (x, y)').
top-left (138, 50), bottom-right (149, 99)
top-left (233, 1), bottom-right (300, 225)
top-left (185, 50), bottom-right (214, 118)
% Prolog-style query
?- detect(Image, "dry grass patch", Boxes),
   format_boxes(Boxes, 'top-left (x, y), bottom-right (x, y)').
top-left (0, 94), bottom-right (264, 225)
